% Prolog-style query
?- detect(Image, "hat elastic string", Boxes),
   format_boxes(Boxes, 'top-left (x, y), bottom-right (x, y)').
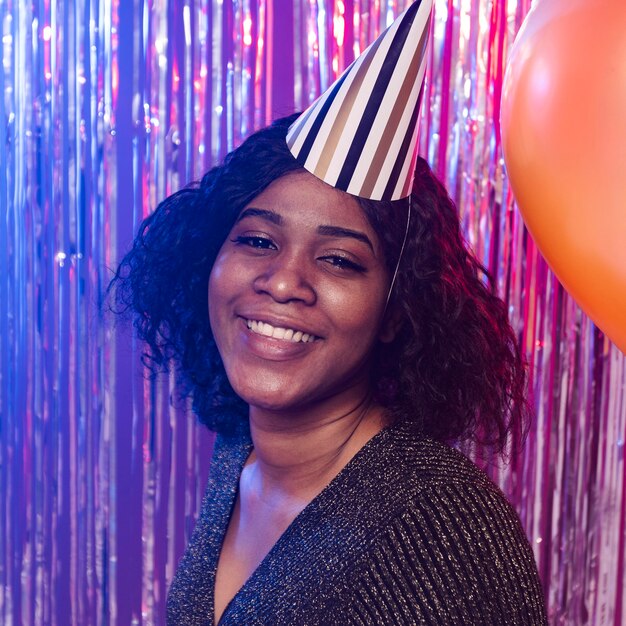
top-left (384, 197), bottom-right (411, 313)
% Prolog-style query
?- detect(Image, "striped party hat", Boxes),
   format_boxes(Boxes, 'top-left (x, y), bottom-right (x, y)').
top-left (287, 0), bottom-right (432, 201)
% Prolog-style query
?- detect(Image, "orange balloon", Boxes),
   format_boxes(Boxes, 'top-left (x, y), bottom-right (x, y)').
top-left (501, 0), bottom-right (626, 354)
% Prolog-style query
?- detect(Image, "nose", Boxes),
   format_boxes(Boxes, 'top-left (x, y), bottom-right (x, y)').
top-left (253, 253), bottom-right (317, 305)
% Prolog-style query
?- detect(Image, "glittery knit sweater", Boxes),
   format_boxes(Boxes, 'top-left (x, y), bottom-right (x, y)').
top-left (166, 421), bottom-right (547, 625)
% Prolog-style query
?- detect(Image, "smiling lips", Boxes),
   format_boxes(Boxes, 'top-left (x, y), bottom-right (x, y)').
top-left (246, 319), bottom-right (319, 343)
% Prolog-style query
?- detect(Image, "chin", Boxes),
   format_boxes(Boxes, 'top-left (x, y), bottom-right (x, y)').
top-left (237, 392), bottom-right (303, 414)
top-left (229, 376), bottom-right (302, 412)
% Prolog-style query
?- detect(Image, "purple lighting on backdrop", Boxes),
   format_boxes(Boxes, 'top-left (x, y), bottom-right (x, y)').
top-left (1, 1), bottom-right (625, 625)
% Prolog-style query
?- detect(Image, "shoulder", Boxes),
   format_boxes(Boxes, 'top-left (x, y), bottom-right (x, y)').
top-left (368, 421), bottom-right (522, 515)
top-left (368, 427), bottom-right (542, 585)
top-left (166, 431), bottom-right (252, 625)
top-left (334, 424), bottom-right (548, 624)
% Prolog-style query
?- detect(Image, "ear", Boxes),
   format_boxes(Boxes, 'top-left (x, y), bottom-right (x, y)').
top-left (378, 306), bottom-right (403, 344)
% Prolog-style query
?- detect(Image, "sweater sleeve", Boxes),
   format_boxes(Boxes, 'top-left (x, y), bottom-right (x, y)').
top-left (342, 481), bottom-right (547, 626)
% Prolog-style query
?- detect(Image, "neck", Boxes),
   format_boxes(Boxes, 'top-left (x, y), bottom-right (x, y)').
top-left (245, 393), bottom-right (387, 501)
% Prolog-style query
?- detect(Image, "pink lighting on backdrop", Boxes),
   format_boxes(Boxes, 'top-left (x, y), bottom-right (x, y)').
top-left (0, 1), bottom-right (624, 625)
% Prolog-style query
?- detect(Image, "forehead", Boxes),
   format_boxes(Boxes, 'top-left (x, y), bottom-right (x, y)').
top-left (243, 171), bottom-right (374, 235)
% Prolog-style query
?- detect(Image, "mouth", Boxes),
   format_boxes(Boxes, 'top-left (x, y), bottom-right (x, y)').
top-left (245, 318), bottom-right (320, 343)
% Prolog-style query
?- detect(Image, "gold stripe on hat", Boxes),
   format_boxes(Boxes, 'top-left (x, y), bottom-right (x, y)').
top-left (287, 104), bottom-right (316, 151)
top-left (286, 88), bottom-right (332, 155)
top-left (357, 18), bottom-right (430, 199)
top-left (399, 109), bottom-right (422, 198)
top-left (394, 58), bottom-right (429, 199)
top-left (304, 8), bottom-right (402, 186)
top-left (306, 9), bottom-right (409, 184)
top-left (310, 33), bottom-right (386, 182)
top-left (286, 0), bottom-right (434, 200)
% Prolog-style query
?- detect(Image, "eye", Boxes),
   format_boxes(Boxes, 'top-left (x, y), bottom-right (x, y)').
top-left (231, 235), bottom-right (277, 250)
top-left (319, 254), bottom-right (366, 273)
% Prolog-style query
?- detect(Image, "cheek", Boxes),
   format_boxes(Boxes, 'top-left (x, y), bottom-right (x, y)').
top-left (322, 281), bottom-right (388, 342)
top-left (207, 254), bottom-right (229, 334)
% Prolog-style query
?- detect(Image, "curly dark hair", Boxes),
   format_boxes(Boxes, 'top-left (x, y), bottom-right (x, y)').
top-left (108, 113), bottom-right (530, 453)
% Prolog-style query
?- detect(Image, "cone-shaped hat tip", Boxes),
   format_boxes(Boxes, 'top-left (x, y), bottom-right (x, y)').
top-left (287, 0), bottom-right (433, 201)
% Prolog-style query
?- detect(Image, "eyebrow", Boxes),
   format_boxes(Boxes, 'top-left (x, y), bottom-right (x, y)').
top-left (316, 225), bottom-right (374, 251)
top-left (237, 207), bottom-right (283, 225)
top-left (237, 207), bottom-right (374, 252)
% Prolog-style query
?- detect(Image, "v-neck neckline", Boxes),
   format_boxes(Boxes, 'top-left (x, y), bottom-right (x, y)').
top-left (212, 422), bottom-right (396, 625)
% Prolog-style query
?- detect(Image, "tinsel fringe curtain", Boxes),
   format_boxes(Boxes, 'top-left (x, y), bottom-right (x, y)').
top-left (1, 0), bottom-right (625, 624)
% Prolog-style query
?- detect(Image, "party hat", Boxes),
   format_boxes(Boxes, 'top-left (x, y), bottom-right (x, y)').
top-left (287, 0), bottom-right (432, 201)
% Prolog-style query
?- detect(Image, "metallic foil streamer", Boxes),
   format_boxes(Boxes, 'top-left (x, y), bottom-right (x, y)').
top-left (1, 0), bottom-right (624, 624)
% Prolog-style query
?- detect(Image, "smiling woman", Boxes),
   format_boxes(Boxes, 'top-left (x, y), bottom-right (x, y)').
top-left (108, 2), bottom-right (547, 623)
top-left (108, 113), bottom-right (547, 625)
top-left (208, 172), bottom-right (394, 416)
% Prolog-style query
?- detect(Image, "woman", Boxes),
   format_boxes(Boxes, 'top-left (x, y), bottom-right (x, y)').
top-left (110, 114), bottom-right (547, 624)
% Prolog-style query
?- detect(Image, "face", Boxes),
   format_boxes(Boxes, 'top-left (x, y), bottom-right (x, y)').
top-left (208, 170), bottom-right (394, 415)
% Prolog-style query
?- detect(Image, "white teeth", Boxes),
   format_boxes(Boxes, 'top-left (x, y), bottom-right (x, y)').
top-left (246, 320), bottom-right (316, 343)
top-left (272, 327), bottom-right (286, 339)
